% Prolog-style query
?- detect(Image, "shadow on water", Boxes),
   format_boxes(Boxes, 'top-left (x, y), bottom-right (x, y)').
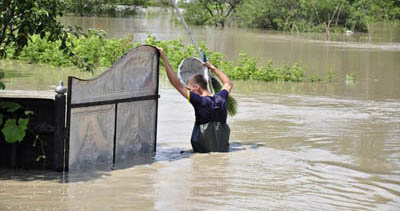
top-left (0, 141), bottom-right (263, 183)
top-left (229, 141), bottom-right (265, 151)
top-left (156, 141), bottom-right (263, 156)
top-left (0, 146), bottom-right (194, 183)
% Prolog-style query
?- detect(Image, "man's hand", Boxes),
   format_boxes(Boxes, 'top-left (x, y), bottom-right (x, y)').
top-left (203, 61), bottom-right (233, 93)
top-left (203, 61), bottom-right (217, 71)
top-left (157, 47), bottom-right (167, 60)
top-left (157, 46), bottom-right (188, 98)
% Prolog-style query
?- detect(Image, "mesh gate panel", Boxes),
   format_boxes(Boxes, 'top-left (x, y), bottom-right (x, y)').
top-left (115, 100), bottom-right (156, 163)
top-left (66, 46), bottom-right (159, 170)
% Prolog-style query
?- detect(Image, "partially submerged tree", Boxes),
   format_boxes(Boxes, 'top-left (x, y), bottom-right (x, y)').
top-left (0, 0), bottom-right (65, 58)
top-left (184, 0), bottom-right (243, 27)
top-left (303, 0), bottom-right (349, 39)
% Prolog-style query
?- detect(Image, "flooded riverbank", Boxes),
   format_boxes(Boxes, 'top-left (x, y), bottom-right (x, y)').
top-left (1, 11), bottom-right (400, 210)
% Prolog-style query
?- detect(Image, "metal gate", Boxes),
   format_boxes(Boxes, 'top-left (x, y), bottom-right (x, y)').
top-left (65, 45), bottom-right (159, 170)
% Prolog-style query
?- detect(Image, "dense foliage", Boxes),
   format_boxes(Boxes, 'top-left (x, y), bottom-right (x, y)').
top-left (0, 0), bottom-right (65, 58)
top-left (183, 0), bottom-right (243, 27)
top-left (184, 0), bottom-right (400, 33)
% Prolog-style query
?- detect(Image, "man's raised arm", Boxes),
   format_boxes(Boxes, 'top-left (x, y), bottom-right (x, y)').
top-left (158, 48), bottom-right (188, 98)
top-left (204, 61), bottom-right (233, 93)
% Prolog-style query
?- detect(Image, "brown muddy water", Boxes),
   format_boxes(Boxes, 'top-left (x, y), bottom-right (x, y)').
top-left (1, 11), bottom-right (400, 210)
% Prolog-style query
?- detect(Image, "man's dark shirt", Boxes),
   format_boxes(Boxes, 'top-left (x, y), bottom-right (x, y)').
top-left (189, 89), bottom-right (228, 125)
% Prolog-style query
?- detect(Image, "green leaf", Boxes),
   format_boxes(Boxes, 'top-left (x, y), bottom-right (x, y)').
top-left (0, 101), bottom-right (22, 112)
top-left (0, 113), bottom-right (3, 126)
top-left (1, 118), bottom-right (29, 144)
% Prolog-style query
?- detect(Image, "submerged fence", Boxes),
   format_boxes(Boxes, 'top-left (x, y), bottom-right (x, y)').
top-left (0, 45), bottom-right (160, 171)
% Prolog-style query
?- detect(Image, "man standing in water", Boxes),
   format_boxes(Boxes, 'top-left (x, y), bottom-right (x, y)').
top-left (158, 48), bottom-right (233, 153)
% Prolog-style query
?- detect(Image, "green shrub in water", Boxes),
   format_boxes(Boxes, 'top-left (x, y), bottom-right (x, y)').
top-left (346, 73), bottom-right (357, 83)
top-left (327, 69), bottom-right (336, 82)
top-left (309, 75), bottom-right (322, 82)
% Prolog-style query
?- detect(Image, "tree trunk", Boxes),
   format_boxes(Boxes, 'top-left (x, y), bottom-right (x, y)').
top-left (326, 26), bottom-right (331, 40)
top-left (386, 19), bottom-right (393, 43)
top-left (326, 15), bottom-right (332, 40)
top-left (367, 20), bottom-right (371, 42)
top-left (335, 3), bottom-right (344, 27)
top-left (326, 4), bottom-right (340, 40)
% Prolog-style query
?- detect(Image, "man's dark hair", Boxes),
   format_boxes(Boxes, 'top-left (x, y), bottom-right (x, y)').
top-left (189, 74), bottom-right (207, 89)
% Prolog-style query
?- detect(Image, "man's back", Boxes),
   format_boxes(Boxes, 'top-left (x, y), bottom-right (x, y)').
top-left (189, 89), bottom-right (228, 125)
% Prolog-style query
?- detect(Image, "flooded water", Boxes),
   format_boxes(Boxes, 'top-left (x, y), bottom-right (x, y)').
top-left (1, 10), bottom-right (400, 210)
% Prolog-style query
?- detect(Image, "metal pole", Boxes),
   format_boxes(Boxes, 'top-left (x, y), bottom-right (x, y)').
top-left (54, 81), bottom-right (67, 172)
top-left (171, 0), bottom-right (202, 58)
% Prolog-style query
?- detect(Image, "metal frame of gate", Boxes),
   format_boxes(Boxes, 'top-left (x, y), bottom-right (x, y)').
top-left (64, 45), bottom-right (160, 171)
